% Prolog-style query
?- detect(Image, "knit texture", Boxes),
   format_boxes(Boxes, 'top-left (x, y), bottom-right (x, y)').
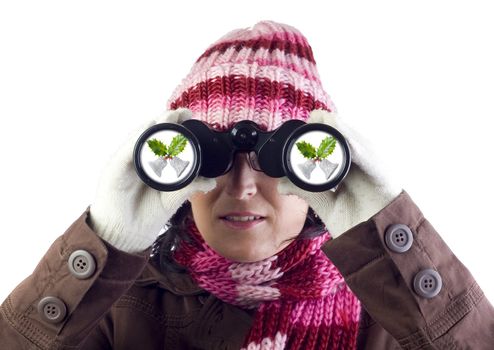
top-left (166, 20), bottom-right (336, 132)
top-left (173, 221), bottom-right (361, 350)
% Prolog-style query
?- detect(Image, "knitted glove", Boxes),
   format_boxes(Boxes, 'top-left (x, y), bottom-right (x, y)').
top-left (88, 108), bottom-right (216, 253)
top-left (278, 109), bottom-right (404, 239)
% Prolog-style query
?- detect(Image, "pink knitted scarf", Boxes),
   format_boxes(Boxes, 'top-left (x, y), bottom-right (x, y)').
top-left (173, 221), bottom-right (361, 350)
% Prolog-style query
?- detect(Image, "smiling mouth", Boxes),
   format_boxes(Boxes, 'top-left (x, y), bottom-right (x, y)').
top-left (219, 216), bottom-right (266, 229)
top-left (222, 215), bottom-right (263, 222)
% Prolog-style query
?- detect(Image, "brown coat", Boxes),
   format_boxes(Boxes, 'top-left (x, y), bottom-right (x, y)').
top-left (1, 190), bottom-right (493, 349)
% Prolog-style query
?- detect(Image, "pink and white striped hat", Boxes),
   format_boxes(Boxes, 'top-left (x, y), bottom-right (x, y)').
top-left (166, 20), bottom-right (337, 132)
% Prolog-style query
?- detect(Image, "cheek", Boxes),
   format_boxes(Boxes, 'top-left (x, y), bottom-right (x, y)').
top-left (189, 184), bottom-right (221, 208)
top-left (189, 187), bottom-right (224, 232)
top-left (261, 179), bottom-right (308, 220)
top-left (189, 192), bottom-right (213, 224)
top-left (276, 195), bottom-right (309, 226)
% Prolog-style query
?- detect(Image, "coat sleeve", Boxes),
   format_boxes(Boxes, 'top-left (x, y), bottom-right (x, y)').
top-left (322, 189), bottom-right (494, 349)
top-left (0, 206), bottom-right (150, 350)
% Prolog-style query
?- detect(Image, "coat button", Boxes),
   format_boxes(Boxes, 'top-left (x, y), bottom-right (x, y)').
top-left (68, 250), bottom-right (96, 279)
top-left (37, 296), bottom-right (67, 324)
top-left (413, 269), bottom-right (442, 298)
top-left (384, 224), bottom-right (413, 253)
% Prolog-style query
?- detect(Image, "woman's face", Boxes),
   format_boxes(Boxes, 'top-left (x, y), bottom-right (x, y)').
top-left (189, 152), bottom-right (309, 262)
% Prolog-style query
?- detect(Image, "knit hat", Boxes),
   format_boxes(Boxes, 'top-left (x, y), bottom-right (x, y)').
top-left (166, 20), bottom-right (336, 132)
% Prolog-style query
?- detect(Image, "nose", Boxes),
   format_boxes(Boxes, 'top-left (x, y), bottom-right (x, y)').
top-left (224, 153), bottom-right (258, 200)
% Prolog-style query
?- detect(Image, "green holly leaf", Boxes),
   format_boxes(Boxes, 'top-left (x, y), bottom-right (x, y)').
top-left (167, 134), bottom-right (188, 157)
top-left (296, 141), bottom-right (317, 159)
top-left (316, 136), bottom-right (337, 159)
top-left (147, 138), bottom-right (167, 157)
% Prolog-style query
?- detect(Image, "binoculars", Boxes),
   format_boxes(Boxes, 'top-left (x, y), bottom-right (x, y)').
top-left (133, 118), bottom-right (351, 192)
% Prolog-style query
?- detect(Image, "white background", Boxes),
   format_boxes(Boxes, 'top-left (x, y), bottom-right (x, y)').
top-left (1, 1), bottom-right (493, 307)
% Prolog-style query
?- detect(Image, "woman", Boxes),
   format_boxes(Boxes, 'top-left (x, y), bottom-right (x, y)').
top-left (1, 20), bottom-right (493, 349)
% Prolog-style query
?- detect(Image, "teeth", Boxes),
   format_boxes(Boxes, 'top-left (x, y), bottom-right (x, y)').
top-left (224, 216), bottom-right (261, 222)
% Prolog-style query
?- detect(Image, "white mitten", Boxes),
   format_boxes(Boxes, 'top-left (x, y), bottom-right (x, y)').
top-left (88, 108), bottom-right (216, 253)
top-left (278, 109), bottom-right (404, 239)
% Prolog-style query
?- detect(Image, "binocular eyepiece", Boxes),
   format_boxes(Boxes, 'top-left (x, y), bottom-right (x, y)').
top-left (133, 118), bottom-right (351, 193)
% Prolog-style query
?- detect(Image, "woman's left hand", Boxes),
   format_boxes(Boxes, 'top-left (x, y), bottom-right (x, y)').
top-left (278, 109), bottom-right (404, 239)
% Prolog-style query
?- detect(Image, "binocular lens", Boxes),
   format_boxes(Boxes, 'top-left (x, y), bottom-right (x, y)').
top-left (287, 130), bottom-right (345, 185)
top-left (282, 124), bottom-right (351, 192)
top-left (134, 124), bottom-right (201, 191)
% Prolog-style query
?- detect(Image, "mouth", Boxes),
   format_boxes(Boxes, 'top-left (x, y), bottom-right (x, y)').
top-left (219, 213), bottom-right (266, 230)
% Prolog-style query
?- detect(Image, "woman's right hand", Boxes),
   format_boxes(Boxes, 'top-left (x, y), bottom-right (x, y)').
top-left (277, 109), bottom-right (403, 240)
top-left (88, 108), bottom-right (216, 253)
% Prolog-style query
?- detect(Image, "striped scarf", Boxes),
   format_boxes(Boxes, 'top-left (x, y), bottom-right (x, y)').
top-left (172, 221), bottom-right (361, 349)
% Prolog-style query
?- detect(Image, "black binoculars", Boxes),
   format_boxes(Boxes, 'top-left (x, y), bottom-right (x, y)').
top-left (133, 119), bottom-right (351, 192)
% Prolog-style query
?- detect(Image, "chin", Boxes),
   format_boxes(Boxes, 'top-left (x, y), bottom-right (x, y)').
top-left (207, 232), bottom-right (273, 262)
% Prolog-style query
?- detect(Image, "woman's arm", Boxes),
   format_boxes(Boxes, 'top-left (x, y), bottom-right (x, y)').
top-left (0, 207), bottom-right (149, 349)
top-left (323, 190), bottom-right (494, 348)
top-left (0, 108), bottom-right (216, 349)
top-left (278, 109), bottom-right (494, 348)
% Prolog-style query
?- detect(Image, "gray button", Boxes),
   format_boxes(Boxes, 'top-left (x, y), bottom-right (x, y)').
top-left (68, 250), bottom-right (96, 279)
top-left (413, 269), bottom-right (442, 298)
top-left (37, 296), bottom-right (67, 324)
top-left (384, 224), bottom-right (413, 253)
